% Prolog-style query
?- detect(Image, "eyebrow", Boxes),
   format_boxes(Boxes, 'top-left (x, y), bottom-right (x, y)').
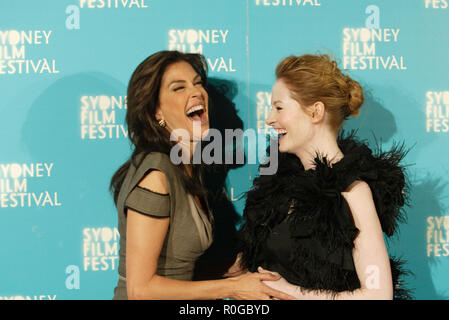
top-left (272, 100), bottom-right (282, 105)
top-left (168, 74), bottom-right (201, 87)
top-left (168, 80), bottom-right (185, 87)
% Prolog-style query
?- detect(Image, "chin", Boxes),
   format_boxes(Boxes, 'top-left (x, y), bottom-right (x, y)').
top-left (200, 127), bottom-right (210, 140)
top-left (278, 143), bottom-right (289, 153)
top-left (190, 128), bottom-right (209, 142)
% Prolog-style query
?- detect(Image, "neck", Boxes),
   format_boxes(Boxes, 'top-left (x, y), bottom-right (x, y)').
top-left (294, 129), bottom-right (343, 171)
top-left (177, 139), bottom-right (198, 169)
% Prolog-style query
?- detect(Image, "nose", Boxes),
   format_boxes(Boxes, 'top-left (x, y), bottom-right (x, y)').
top-left (189, 82), bottom-right (203, 99)
top-left (265, 108), bottom-right (276, 127)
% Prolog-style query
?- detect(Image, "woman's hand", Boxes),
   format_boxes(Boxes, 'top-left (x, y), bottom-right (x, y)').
top-left (258, 267), bottom-right (303, 300)
top-left (228, 270), bottom-right (296, 300)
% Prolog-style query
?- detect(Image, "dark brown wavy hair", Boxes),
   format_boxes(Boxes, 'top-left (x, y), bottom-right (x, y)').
top-left (110, 51), bottom-right (208, 205)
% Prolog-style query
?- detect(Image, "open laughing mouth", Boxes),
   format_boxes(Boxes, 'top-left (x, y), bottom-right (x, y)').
top-left (275, 128), bottom-right (287, 141)
top-left (186, 104), bottom-right (207, 125)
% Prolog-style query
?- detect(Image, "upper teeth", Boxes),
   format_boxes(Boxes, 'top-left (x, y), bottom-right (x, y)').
top-left (186, 105), bottom-right (204, 116)
top-left (276, 129), bottom-right (287, 134)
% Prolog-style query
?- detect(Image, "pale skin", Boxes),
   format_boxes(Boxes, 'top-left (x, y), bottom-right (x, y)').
top-left (225, 79), bottom-right (394, 300)
top-left (125, 62), bottom-right (295, 300)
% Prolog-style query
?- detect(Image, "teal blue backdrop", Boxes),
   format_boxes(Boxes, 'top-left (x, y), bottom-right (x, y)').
top-left (1, 0), bottom-right (448, 300)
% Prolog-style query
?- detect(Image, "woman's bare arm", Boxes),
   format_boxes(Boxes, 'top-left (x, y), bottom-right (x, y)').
top-left (262, 180), bottom-right (394, 300)
top-left (126, 170), bottom-right (295, 300)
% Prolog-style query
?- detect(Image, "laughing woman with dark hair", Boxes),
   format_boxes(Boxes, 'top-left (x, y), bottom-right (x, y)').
top-left (111, 51), bottom-right (294, 300)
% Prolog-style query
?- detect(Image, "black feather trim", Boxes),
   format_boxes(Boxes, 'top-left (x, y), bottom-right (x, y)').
top-left (237, 131), bottom-right (413, 299)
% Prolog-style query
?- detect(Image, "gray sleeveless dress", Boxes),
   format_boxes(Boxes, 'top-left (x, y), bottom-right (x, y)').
top-left (112, 152), bottom-right (213, 300)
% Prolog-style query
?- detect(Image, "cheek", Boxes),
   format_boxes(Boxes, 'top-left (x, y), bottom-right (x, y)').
top-left (285, 109), bottom-right (311, 127)
top-left (278, 111), bottom-right (296, 128)
top-left (162, 98), bottom-right (186, 121)
top-left (201, 87), bottom-right (208, 100)
top-left (201, 89), bottom-right (209, 111)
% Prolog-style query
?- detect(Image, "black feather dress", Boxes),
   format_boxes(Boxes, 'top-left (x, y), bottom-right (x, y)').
top-left (237, 131), bottom-right (413, 299)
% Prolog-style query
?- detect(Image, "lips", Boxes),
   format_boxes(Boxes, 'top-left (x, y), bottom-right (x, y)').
top-left (275, 128), bottom-right (287, 140)
top-left (186, 104), bottom-right (204, 119)
top-left (186, 102), bottom-right (208, 125)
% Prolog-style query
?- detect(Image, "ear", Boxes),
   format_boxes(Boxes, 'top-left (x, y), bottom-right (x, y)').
top-left (311, 101), bottom-right (325, 123)
top-left (155, 107), bottom-right (163, 121)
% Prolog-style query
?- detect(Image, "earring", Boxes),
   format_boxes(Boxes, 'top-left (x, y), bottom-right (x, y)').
top-left (158, 119), bottom-right (166, 128)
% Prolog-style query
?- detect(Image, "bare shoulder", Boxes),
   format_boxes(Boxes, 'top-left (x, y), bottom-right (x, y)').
top-left (341, 180), bottom-right (372, 199)
top-left (341, 180), bottom-right (378, 223)
top-left (138, 170), bottom-right (169, 195)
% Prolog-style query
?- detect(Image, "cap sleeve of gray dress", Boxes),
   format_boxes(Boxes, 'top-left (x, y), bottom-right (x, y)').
top-left (116, 152), bottom-right (176, 220)
top-left (125, 186), bottom-right (170, 218)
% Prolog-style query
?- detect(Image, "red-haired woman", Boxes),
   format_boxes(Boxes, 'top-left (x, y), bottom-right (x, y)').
top-left (230, 54), bottom-right (411, 300)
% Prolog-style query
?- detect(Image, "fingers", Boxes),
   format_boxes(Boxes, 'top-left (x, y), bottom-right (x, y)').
top-left (233, 271), bottom-right (297, 300)
top-left (257, 270), bottom-right (281, 281)
top-left (257, 266), bottom-right (280, 277)
top-left (257, 266), bottom-right (270, 274)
